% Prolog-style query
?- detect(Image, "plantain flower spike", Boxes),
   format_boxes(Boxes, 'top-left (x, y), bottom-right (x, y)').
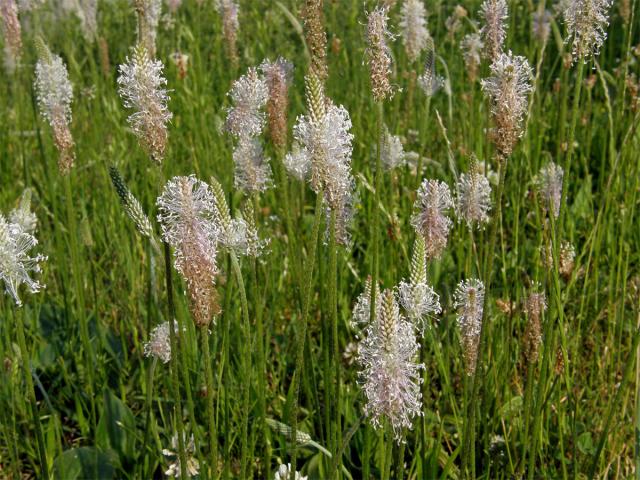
top-left (411, 179), bottom-right (454, 260)
top-left (210, 176), bottom-right (267, 257)
top-left (117, 44), bottom-right (172, 164)
top-left (352, 276), bottom-right (381, 328)
top-left (535, 162), bottom-right (563, 219)
top-left (217, 0), bottom-right (239, 69)
top-left (454, 278), bottom-right (485, 376)
top-left (357, 288), bottom-right (424, 442)
top-left (523, 290), bottom-right (546, 363)
top-left (418, 36), bottom-right (444, 96)
top-left (134, 0), bottom-right (161, 57)
top-left (285, 71), bottom-right (355, 244)
top-left (479, 0), bottom-right (508, 62)
top-left (1, 197), bottom-right (47, 307)
top-left (302, 0), bottom-right (327, 81)
top-left (109, 166), bottom-right (157, 243)
top-left (400, 0), bottom-right (430, 64)
top-left (144, 320), bottom-right (179, 363)
top-left (225, 67), bottom-right (269, 138)
top-left (380, 124), bottom-right (405, 170)
top-left (456, 160), bottom-right (492, 228)
top-left (9, 189), bottom-right (37, 235)
top-left (157, 175), bottom-right (221, 327)
top-left (225, 67), bottom-right (273, 193)
top-left (1, 0), bottom-right (22, 72)
top-left (532, 8), bottom-right (552, 45)
top-left (461, 33), bottom-right (483, 83)
top-left (366, 5), bottom-right (394, 102)
top-left (481, 51), bottom-right (533, 158)
top-left (34, 39), bottom-right (75, 175)
top-left (562, 0), bottom-right (611, 61)
top-left (260, 57), bottom-right (293, 151)
top-left (397, 235), bottom-right (441, 333)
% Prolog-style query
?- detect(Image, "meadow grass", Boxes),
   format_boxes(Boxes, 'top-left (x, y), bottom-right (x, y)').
top-left (0, 0), bottom-right (639, 478)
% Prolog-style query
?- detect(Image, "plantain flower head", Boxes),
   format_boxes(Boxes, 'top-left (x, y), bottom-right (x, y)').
top-left (260, 57), bottom-right (293, 151)
top-left (400, 0), bottom-right (430, 63)
top-left (157, 176), bottom-right (220, 327)
top-left (144, 320), bottom-right (179, 364)
top-left (454, 278), bottom-right (485, 376)
top-left (535, 162), bottom-right (563, 219)
top-left (562, 0), bottom-right (611, 61)
top-left (523, 290), bottom-right (546, 363)
top-left (366, 5), bottom-right (394, 101)
top-left (397, 235), bottom-right (441, 333)
top-left (411, 179), bottom-right (454, 260)
top-left (357, 288), bottom-right (424, 442)
top-left (0, 210), bottom-right (46, 307)
top-left (34, 41), bottom-right (75, 175)
top-left (117, 45), bottom-right (172, 163)
top-left (217, 0), bottom-right (239, 68)
top-left (481, 51), bottom-right (533, 157)
top-left (461, 33), bottom-right (484, 82)
top-left (285, 73), bottom-right (355, 244)
top-left (1, 0), bottom-right (22, 72)
top-left (456, 162), bottom-right (492, 228)
top-left (302, 0), bottom-right (327, 80)
top-left (479, 0), bottom-right (508, 61)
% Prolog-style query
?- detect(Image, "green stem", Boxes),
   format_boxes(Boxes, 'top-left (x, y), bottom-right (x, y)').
top-left (15, 307), bottom-right (49, 479)
top-left (559, 61), bottom-right (585, 230)
top-left (289, 191), bottom-right (324, 479)
top-left (142, 357), bottom-right (157, 478)
top-left (328, 208), bottom-right (341, 474)
top-left (201, 327), bottom-right (218, 479)
top-left (64, 175), bottom-right (96, 431)
top-left (229, 253), bottom-right (251, 479)
top-left (163, 242), bottom-right (188, 479)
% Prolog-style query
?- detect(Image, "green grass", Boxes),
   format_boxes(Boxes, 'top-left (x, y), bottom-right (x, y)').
top-left (1, 0), bottom-right (639, 478)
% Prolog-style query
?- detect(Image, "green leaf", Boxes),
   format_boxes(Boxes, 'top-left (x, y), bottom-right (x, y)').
top-left (52, 447), bottom-right (115, 480)
top-left (96, 389), bottom-right (136, 463)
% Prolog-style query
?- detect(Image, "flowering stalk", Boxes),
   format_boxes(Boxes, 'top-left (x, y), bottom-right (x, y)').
top-left (1, 0), bottom-right (22, 72)
top-left (117, 45), bottom-right (172, 164)
top-left (162, 242), bottom-right (189, 479)
top-left (288, 190), bottom-right (324, 479)
top-left (34, 39), bottom-right (75, 175)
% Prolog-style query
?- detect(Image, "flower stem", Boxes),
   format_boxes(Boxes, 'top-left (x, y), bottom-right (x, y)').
top-left (229, 252), bottom-right (251, 479)
top-left (289, 190), bottom-right (324, 479)
top-left (15, 306), bottom-right (49, 479)
top-left (163, 242), bottom-right (188, 479)
top-left (201, 326), bottom-right (218, 478)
